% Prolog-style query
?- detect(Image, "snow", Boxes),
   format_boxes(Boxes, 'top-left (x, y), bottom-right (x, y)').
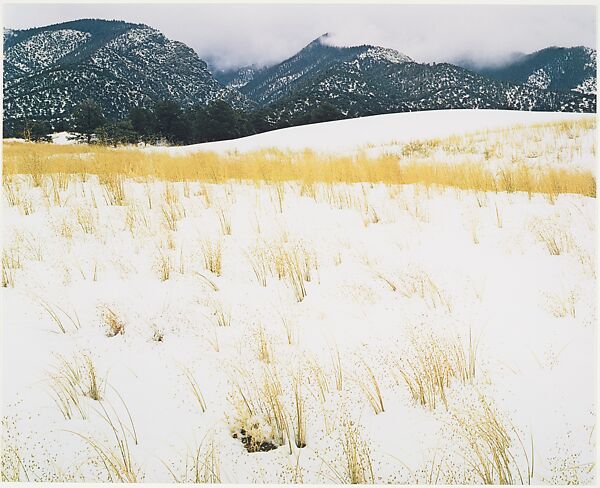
top-left (51, 131), bottom-right (78, 144)
top-left (2, 112), bottom-right (597, 483)
top-left (150, 109), bottom-right (593, 156)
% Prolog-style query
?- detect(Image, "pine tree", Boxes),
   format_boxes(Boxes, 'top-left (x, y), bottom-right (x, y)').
top-left (73, 99), bottom-right (105, 143)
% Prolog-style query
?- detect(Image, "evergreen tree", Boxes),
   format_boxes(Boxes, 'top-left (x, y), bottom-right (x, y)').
top-left (97, 120), bottom-right (138, 147)
top-left (73, 99), bottom-right (105, 143)
top-left (153, 101), bottom-right (192, 144)
top-left (308, 101), bottom-right (343, 124)
top-left (129, 107), bottom-right (157, 144)
top-left (30, 121), bottom-right (52, 142)
top-left (201, 100), bottom-right (246, 142)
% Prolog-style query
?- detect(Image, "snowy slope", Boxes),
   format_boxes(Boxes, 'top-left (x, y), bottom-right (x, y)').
top-left (152, 109), bottom-right (594, 155)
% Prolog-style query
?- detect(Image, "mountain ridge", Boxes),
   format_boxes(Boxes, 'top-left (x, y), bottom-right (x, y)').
top-left (3, 21), bottom-right (597, 139)
top-left (456, 46), bottom-right (596, 94)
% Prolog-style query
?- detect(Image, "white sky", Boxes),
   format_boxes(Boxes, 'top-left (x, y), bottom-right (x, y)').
top-left (2, 3), bottom-right (596, 70)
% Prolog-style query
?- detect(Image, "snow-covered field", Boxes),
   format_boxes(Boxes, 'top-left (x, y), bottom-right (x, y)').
top-left (1, 111), bottom-right (597, 484)
top-left (149, 109), bottom-right (593, 155)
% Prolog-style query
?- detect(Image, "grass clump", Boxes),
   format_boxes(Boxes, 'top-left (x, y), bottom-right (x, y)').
top-left (321, 417), bottom-right (375, 483)
top-left (393, 328), bottom-right (478, 410)
top-left (100, 306), bottom-right (125, 337)
top-left (452, 395), bottom-right (534, 485)
top-left (200, 238), bottom-right (223, 276)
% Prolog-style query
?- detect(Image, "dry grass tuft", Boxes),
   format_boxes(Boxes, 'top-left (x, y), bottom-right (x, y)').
top-left (544, 288), bottom-right (578, 318)
top-left (380, 268), bottom-right (453, 313)
top-left (531, 218), bottom-right (574, 256)
top-left (200, 238), bottom-right (223, 276)
top-left (36, 298), bottom-right (81, 334)
top-left (100, 306), bottom-right (126, 337)
top-left (48, 353), bottom-right (105, 419)
top-left (210, 299), bottom-right (231, 328)
top-left (228, 365), bottom-right (292, 453)
top-left (292, 373), bottom-right (307, 448)
top-left (155, 251), bottom-right (172, 281)
top-left (181, 366), bottom-right (207, 413)
top-left (76, 206), bottom-right (97, 235)
top-left (255, 325), bottom-right (273, 363)
top-left (216, 206), bottom-right (232, 235)
top-left (452, 395), bottom-right (534, 485)
top-left (164, 434), bottom-right (221, 483)
top-left (99, 174), bottom-right (127, 206)
top-left (357, 359), bottom-right (385, 414)
top-left (68, 398), bottom-right (140, 482)
top-left (2, 247), bottom-right (22, 288)
top-left (393, 328), bottom-right (478, 410)
top-left (321, 417), bottom-right (375, 483)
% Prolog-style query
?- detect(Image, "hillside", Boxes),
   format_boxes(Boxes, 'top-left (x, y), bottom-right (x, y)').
top-left (460, 46), bottom-right (597, 95)
top-left (3, 19), bottom-right (250, 133)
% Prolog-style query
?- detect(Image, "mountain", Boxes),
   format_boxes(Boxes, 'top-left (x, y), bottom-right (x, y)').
top-left (3, 19), bottom-right (251, 132)
top-left (458, 46), bottom-right (597, 95)
top-left (214, 65), bottom-right (265, 89)
top-left (239, 33), bottom-right (414, 107)
top-left (245, 36), bottom-right (595, 128)
top-left (3, 22), bottom-right (596, 140)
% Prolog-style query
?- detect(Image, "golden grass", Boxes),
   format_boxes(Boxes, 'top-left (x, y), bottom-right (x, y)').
top-left (68, 399), bottom-right (140, 482)
top-left (357, 359), bottom-right (385, 415)
top-left (100, 306), bottom-right (125, 337)
top-left (320, 417), bottom-right (375, 484)
top-left (544, 288), bottom-right (578, 318)
top-left (210, 298), bottom-right (231, 328)
top-left (228, 364), bottom-right (292, 454)
top-left (292, 373), bottom-right (307, 448)
top-left (379, 268), bottom-right (453, 313)
top-left (36, 297), bottom-right (81, 334)
top-left (452, 394), bottom-right (534, 485)
top-left (47, 353), bottom-right (105, 420)
top-left (201, 238), bottom-right (223, 276)
top-left (155, 251), bottom-right (172, 281)
top-left (99, 174), bottom-right (127, 206)
top-left (2, 247), bottom-right (21, 288)
top-left (181, 366), bottom-right (207, 413)
top-left (164, 433), bottom-right (221, 483)
top-left (3, 141), bottom-right (595, 197)
top-left (393, 328), bottom-right (478, 410)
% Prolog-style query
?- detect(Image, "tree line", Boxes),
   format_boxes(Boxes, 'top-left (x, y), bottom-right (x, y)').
top-left (14, 98), bottom-right (345, 146)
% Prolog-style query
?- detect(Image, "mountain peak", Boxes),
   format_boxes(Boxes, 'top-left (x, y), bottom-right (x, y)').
top-left (306, 32), bottom-right (334, 49)
top-left (357, 45), bottom-right (413, 64)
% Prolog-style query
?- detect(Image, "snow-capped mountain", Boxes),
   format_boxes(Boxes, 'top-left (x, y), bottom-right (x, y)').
top-left (459, 46), bottom-right (597, 95)
top-left (238, 33), bottom-right (415, 107)
top-left (246, 36), bottom-right (595, 127)
top-left (3, 19), bottom-right (251, 132)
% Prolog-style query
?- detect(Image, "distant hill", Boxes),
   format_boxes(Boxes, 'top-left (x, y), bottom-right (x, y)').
top-left (458, 46), bottom-right (596, 95)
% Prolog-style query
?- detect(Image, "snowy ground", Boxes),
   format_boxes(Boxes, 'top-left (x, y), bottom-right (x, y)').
top-left (148, 110), bottom-right (593, 156)
top-left (1, 112), bottom-right (597, 484)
